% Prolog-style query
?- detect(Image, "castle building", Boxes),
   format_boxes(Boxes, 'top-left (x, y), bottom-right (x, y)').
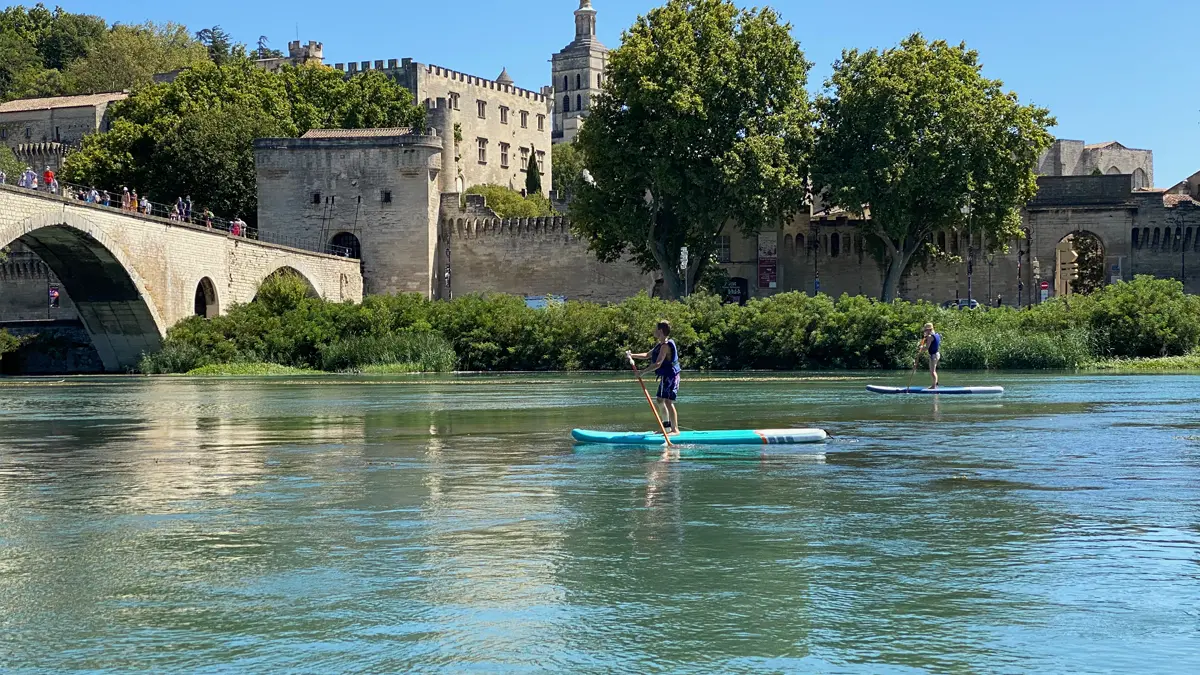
top-left (551, 0), bottom-right (608, 144)
top-left (331, 58), bottom-right (553, 195)
top-left (1037, 139), bottom-right (1153, 189)
top-left (0, 92), bottom-right (128, 171)
top-left (254, 40), bottom-right (325, 73)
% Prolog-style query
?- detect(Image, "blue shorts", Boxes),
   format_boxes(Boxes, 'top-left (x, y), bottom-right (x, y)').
top-left (656, 372), bottom-right (679, 401)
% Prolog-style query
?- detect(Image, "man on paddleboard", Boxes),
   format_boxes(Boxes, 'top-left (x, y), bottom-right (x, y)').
top-left (628, 320), bottom-right (681, 435)
top-left (918, 322), bottom-right (941, 389)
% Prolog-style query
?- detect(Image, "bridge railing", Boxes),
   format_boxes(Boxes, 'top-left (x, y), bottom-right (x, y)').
top-left (4, 178), bottom-right (359, 259)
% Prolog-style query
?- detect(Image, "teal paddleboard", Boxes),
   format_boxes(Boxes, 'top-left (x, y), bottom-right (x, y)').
top-left (571, 428), bottom-right (827, 445)
top-left (867, 385), bottom-right (1004, 395)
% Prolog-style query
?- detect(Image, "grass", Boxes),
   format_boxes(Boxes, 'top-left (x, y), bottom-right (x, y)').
top-left (183, 362), bottom-right (317, 376)
top-left (1084, 350), bottom-right (1200, 372)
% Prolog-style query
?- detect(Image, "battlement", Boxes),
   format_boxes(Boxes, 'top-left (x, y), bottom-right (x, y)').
top-left (333, 58), bottom-right (547, 102)
top-left (288, 40), bottom-right (323, 60)
top-left (441, 193), bottom-right (571, 238)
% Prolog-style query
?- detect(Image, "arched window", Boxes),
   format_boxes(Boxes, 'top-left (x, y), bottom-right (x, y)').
top-left (576, 94), bottom-right (582, 111)
top-left (597, 73), bottom-right (602, 88)
top-left (331, 232), bottom-right (362, 258)
top-left (1143, 228), bottom-right (1150, 248)
top-left (1106, 166), bottom-right (1121, 175)
top-left (576, 73), bottom-right (581, 89)
top-left (563, 75), bottom-right (569, 91)
top-left (796, 233), bottom-right (805, 251)
top-left (1152, 228), bottom-right (1160, 247)
top-left (1173, 228), bottom-right (1182, 252)
top-left (1132, 168), bottom-right (1148, 189)
top-left (562, 95), bottom-right (570, 113)
top-left (1132, 227), bottom-right (1140, 249)
top-left (1184, 227), bottom-right (1193, 251)
top-left (950, 231), bottom-right (960, 255)
top-left (784, 233), bottom-right (793, 253)
top-left (830, 233), bottom-right (841, 257)
top-left (937, 231), bottom-right (947, 251)
top-left (1163, 228), bottom-right (1174, 250)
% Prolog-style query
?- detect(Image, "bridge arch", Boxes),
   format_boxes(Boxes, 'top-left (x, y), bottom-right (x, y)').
top-left (0, 210), bottom-right (166, 372)
top-left (255, 265), bottom-right (322, 300)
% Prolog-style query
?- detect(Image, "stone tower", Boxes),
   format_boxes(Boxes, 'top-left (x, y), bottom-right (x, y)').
top-left (551, 0), bottom-right (608, 144)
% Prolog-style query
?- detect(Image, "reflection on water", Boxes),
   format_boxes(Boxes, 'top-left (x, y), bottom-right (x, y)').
top-left (1, 372), bottom-right (1199, 672)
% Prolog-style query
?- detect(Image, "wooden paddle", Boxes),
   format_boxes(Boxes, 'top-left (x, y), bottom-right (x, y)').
top-left (905, 337), bottom-right (926, 392)
top-left (626, 352), bottom-right (672, 446)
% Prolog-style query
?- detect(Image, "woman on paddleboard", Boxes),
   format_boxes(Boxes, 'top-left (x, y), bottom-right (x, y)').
top-left (628, 320), bottom-right (681, 435)
top-left (918, 322), bottom-right (941, 389)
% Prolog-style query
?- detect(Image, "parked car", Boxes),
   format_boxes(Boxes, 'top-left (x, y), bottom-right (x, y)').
top-left (940, 299), bottom-right (980, 310)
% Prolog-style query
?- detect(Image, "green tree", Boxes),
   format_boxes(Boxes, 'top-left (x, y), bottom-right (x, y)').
top-left (464, 184), bottom-right (554, 218)
top-left (62, 57), bottom-right (424, 223)
top-left (1069, 234), bottom-right (1106, 295)
top-left (525, 151), bottom-right (542, 196)
top-left (0, 146), bottom-right (22, 182)
top-left (66, 22), bottom-right (208, 94)
top-left (812, 33), bottom-right (1056, 301)
top-left (195, 25), bottom-right (237, 65)
top-left (255, 36), bottom-right (284, 59)
top-left (38, 10), bottom-right (106, 71)
top-left (0, 329), bottom-right (21, 362)
top-left (551, 141), bottom-right (584, 198)
top-left (570, 0), bottom-right (813, 299)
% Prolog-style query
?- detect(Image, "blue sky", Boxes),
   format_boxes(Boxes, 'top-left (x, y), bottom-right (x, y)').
top-left (49, 0), bottom-right (1199, 184)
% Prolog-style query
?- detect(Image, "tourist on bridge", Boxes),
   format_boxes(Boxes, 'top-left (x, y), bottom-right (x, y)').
top-left (121, 188), bottom-right (131, 210)
top-left (87, 187), bottom-right (99, 203)
top-left (100, 190), bottom-right (110, 207)
top-left (184, 196), bottom-right (193, 222)
top-left (0, 168), bottom-right (6, 185)
top-left (230, 216), bottom-right (246, 237)
top-left (202, 207), bottom-right (214, 229)
top-left (140, 194), bottom-right (151, 215)
top-left (42, 166), bottom-right (54, 192)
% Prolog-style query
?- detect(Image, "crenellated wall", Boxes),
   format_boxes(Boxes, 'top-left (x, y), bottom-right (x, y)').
top-left (437, 194), bottom-right (653, 302)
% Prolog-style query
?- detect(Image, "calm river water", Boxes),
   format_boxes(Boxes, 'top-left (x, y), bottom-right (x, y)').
top-left (1, 372), bottom-right (1199, 673)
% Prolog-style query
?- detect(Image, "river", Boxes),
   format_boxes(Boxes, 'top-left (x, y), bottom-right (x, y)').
top-left (1, 372), bottom-right (1198, 673)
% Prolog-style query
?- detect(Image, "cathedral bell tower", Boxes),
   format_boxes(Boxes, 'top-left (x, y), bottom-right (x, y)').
top-left (551, 0), bottom-right (608, 144)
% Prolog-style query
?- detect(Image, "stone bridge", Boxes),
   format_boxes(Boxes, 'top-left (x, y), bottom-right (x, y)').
top-left (0, 185), bottom-right (363, 371)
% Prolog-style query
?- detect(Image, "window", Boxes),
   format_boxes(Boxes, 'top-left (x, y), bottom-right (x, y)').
top-left (54, 127), bottom-right (60, 142)
top-left (500, 106), bottom-right (509, 124)
top-left (717, 235), bottom-right (731, 263)
top-left (381, 190), bottom-right (392, 204)
top-left (0, 128), bottom-right (6, 140)
top-left (563, 75), bottom-right (569, 91)
top-left (562, 96), bottom-right (570, 113)
top-left (520, 111), bottom-right (528, 128)
top-left (477, 138), bottom-right (488, 164)
top-left (477, 100), bottom-right (486, 119)
top-left (536, 150), bottom-right (545, 173)
top-left (937, 231), bottom-right (947, 251)
top-left (449, 92), bottom-right (460, 110)
top-left (1152, 228), bottom-right (1160, 246)
top-left (25, 127), bottom-right (31, 139)
top-left (830, 233), bottom-right (841, 257)
top-left (520, 146), bottom-right (529, 170)
top-left (537, 115), bottom-right (545, 131)
top-left (576, 94), bottom-right (582, 111)
top-left (576, 74), bottom-right (581, 89)
top-left (500, 142), bottom-right (510, 168)
top-left (311, 192), bottom-right (321, 205)
top-left (597, 73), bottom-right (602, 88)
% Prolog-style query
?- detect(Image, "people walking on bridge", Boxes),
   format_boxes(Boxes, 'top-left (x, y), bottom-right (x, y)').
top-left (100, 189), bottom-right (110, 207)
top-left (184, 196), bottom-right (193, 222)
top-left (175, 197), bottom-right (185, 220)
top-left (130, 189), bottom-right (138, 212)
top-left (140, 194), bottom-right (151, 215)
top-left (231, 216), bottom-right (246, 236)
top-left (42, 166), bottom-right (54, 193)
top-left (87, 187), bottom-right (99, 203)
top-left (121, 187), bottom-right (131, 211)
top-left (202, 207), bottom-right (214, 229)
top-left (0, 168), bottom-right (7, 185)
top-left (20, 167), bottom-right (35, 189)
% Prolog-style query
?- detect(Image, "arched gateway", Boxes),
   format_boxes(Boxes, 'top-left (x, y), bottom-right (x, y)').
top-left (0, 186), bottom-right (362, 372)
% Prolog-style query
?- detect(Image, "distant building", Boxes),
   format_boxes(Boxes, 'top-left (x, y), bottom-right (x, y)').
top-left (1037, 139), bottom-right (1153, 189)
top-left (0, 92), bottom-right (128, 171)
top-left (255, 40), bottom-right (325, 73)
top-left (551, 0), bottom-right (608, 144)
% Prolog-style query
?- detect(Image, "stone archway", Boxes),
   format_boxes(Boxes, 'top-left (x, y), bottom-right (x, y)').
top-left (1059, 230), bottom-right (1106, 295)
top-left (254, 265), bottom-right (321, 301)
top-left (194, 277), bottom-right (219, 318)
top-left (1, 217), bottom-right (165, 373)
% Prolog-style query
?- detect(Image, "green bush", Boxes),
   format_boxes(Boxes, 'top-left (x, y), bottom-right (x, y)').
top-left (136, 275), bottom-right (1200, 374)
top-left (463, 184), bottom-right (555, 218)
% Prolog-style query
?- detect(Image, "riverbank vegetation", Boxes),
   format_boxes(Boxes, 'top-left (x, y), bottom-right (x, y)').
top-left (138, 274), bottom-right (1200, 375)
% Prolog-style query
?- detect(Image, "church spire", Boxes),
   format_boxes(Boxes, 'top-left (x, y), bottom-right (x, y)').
top-left (575, 0), bottom-right (597, 40)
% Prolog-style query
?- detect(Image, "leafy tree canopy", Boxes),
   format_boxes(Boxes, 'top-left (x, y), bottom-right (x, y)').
top-left (464, 184), bottom-right (554, 218)
top-left (551, 142), bottom-right (584, 198)
top-left (62, 59), bottom-right (424, 225)
top-left (570, 0), bottom-right (813, 299)
top-left (812, 33), bottom-right (1056, 301)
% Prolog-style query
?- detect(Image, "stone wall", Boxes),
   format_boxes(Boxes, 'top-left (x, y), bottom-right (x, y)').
top-left (0, 320), bottom-right (104, 375)
top-left (1, 184), bottom-right (362, 371)
top-left (0, 244), bottom-right (80, 321)
top-left (1037, 139), bottom-right (1153, 188)
top-left (438, 195), bottom-right (653, 302)
top-left (254, 132), bottom-right (442, 297)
